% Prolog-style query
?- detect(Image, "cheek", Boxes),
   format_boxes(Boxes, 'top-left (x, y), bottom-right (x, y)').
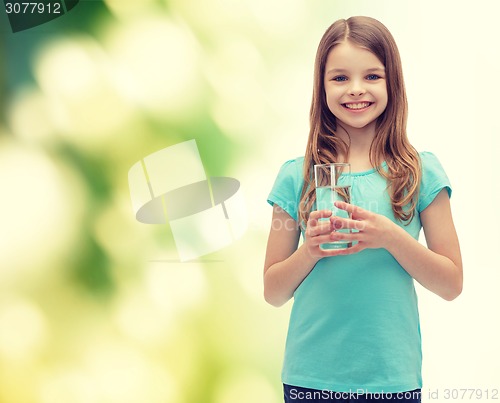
top-left (382, 86), bottom-right (389, 106)
top-left (377, 88), bottom-right (389, 111)
top-left (379, 95), bottom-right (388, 111)
top-left (381, 94), bottom-right (389, 111)
top-left (325, 92), bottom-right (341, 115)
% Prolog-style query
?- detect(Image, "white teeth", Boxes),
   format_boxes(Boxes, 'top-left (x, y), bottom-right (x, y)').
top-left (344, 102), bottom-right (371, 110)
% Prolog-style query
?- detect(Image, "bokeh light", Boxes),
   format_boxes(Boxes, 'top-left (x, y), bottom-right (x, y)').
top-left (33, 35), bottom-right (134, 148)
top-left (103, 0), bottom-right (159, 21)
top-left (212, 369), bottom-right (278, 403)
top-left (0, 139), bottom-right (85, 285)
top-left (0, 297), bottom-right (48, 362)
top-left (104, 14), bottom-right (202, 119)
top-left (7, 86), bottom-right (54, 144)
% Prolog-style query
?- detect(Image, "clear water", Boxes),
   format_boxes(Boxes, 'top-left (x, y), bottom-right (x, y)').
top-left (315, 185), bottom-right (352, 250)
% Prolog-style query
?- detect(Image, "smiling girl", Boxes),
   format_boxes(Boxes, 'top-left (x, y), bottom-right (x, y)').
top-left (264, 16), bottom-right (462, 403)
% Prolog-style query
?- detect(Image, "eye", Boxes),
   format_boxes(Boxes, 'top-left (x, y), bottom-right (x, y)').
top-left (332, 75), bottom-right (348, 82)
top-left (366, 74), bottom-right (381, 80)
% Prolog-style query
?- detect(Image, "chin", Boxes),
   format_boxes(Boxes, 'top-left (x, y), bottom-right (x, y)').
top-left (342, 121), bottom-right (375, 130)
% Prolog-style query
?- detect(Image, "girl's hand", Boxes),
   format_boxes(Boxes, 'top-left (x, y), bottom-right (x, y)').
top-left (304, 209), bottom-right (339, 259)
top-left (328, 201), bottom-right (398, 254)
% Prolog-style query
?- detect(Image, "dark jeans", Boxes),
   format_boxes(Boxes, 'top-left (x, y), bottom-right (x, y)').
top-left (284, 384), bottom-right (421, 403)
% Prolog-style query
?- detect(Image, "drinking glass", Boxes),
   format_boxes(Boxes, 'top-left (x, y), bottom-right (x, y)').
top-left (314, 163), bottom-right (352, 250)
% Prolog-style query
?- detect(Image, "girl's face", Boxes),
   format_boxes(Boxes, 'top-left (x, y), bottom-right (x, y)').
top-left (323, 40), bottom-right (388, 134)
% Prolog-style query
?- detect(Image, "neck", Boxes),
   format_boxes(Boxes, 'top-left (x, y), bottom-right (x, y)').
top-left (333, 121), bottom-right (377, 173)
top-left (336, 121), bottom-right (376, 160)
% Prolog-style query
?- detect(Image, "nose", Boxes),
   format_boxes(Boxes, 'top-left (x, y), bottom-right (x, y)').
top-left (348, 79), bottom-right (365, 97)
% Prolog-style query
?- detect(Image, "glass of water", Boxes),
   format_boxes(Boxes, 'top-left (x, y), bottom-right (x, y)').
top-left (314, 163), bottom-right (352, 250)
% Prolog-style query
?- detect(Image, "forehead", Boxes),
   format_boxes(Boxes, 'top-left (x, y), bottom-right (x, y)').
top-left (325, 41), bottom-right (384, 71)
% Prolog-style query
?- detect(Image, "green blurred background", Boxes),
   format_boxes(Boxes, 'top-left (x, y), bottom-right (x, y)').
top-left (1, 1), bottom-right (499, 402)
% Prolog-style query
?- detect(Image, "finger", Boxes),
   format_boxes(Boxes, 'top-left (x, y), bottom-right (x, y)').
top-left (329, 230), bottom-right (357, 242)
top-left (311, 234), bottom-right (338, 247)
top-left (307, 217), bottom-right (318, 230)
top-left (309, 209), bottom-right (333, 221)
top-left (308, 222), bottom-right (334, 238)
top-left (330, 216), bottom-right (366, 231)
top-left (307, 210), bottom-right (334, 235)
top-left (333, 201), bottom-right (370, 219)
top-left (318, 248), bottom-right (348, 257)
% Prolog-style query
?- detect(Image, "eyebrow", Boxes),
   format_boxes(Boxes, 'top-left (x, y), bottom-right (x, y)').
top-left (326, 67), bottom-right (385, 75)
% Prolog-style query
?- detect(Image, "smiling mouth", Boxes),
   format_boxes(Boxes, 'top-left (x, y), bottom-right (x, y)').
top-left (342, 102), bottom-right (373, 110)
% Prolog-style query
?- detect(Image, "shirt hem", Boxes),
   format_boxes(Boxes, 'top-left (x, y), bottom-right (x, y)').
top-left (282, 375), bottom-right (422, 394)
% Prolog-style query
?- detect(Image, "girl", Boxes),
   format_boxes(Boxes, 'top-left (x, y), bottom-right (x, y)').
top-left (264, 16), bottom-right (462, 403)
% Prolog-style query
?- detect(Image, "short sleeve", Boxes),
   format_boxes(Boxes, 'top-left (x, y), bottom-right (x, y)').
top-left (267, 158), bottom-right (304, 221)
top-left (418, 151), bottom-right (452, 212)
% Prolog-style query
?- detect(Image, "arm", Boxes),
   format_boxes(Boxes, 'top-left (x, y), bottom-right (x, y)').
top-left (330, 189), bottom-right (463, 300)
top-left (385, 189), bottom-right (462, 300)
top-left (263, 205), bottom-right (339, 307)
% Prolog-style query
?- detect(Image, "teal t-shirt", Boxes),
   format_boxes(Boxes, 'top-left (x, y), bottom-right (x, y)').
top-left (267, 151), bottom-right (451, 393)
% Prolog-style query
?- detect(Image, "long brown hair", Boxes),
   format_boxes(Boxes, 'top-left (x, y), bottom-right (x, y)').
top-left (299, 16), bottom-right (421, 227)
